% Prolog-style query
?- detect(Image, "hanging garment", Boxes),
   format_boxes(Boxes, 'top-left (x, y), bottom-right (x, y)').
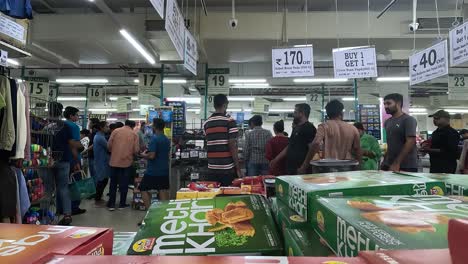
top-left (0, 93), bottom-right (5, 109)
top-left (0, 75), bottom-right (14, 152)
top-left (13, 87), bottom-right (26, 159)
top-left (0, 78), bottom-right (17, 159)
top-left (21, 83), bottom-right (30, 160)
top-left (0, 0), bottom-right (32, 20)
top-left (13, 167), bottom-right (29, 219)
top-left (0, 160), bottom-right (17, 218)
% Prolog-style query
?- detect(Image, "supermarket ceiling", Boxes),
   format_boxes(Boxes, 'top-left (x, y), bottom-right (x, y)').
top-left (9, 0), bottom-right (467, 97)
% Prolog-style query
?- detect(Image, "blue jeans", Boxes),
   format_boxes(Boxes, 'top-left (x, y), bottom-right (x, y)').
top-left (40, 162), bottom-right (72, 215)
top-left (108, 166), bottom-right (132, 208)
top-left (247, 162), bottom-right (269, 176)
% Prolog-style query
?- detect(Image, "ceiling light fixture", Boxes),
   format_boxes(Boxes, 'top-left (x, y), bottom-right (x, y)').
top-left (107, 118), bottom-right (118, 121)
top-left (410, 112), bottom-right (428, 116)
top-left (57, 96), bottom-right (87, 101)
top-left (409, 108), bottom-right (427, 112)
top-left (269, 109), bottom-right (295, 113)
top-left (228, 97), bottom-right (255, 102)
top-left (7, 58), bottom-right (19, 66)
top-left (229, 79), bottom-right (267, 83)
top-left (444, 109), bottom-right (468, 114)
top-left (293, 78), bottom-right (348, 83)
top-left (376, 77), bottom-right (410, 82)
top-left (163, 79), bottom-right (187, 84)
top-left (166, 97), bottom-right (201, 104)
top-left (109, 96), bottom-right (138, 101)
top-left (342, 97), bottom-right (356, 101)
top-left (56, 78), bottom-right (109, 84)
top-left (232, 83), bottom-right (270, 88)
top-left (134, 79), bottom-right (139, 83)
top-left (283, 97), bottom-right (307, 101)
top-left (120, 29), bottom-right (156, 65)
top-left (293, 44), bottom-right (313, 47)
top-left (228, 108), bottom-right (252, 112)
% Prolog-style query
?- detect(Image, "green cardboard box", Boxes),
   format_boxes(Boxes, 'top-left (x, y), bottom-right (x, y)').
top-left (284, 228), bottom-right (334, 257)
top-left (276, 170), bottom-right (446, 221)
top-left (277, 199), bottom-right (308, 232)
top-left (313, 195), bottom-right (468, 257)
top-left (113, 232), bottom-right (137, 255)
top-left (400, 172), bottom-right (468, 196)
top-left (127, 195), bottom-right (282, 256)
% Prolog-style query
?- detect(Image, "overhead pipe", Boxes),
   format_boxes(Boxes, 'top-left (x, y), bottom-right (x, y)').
top-left (31, 42), bottom-right (80, 67)
top-left (377, 0), bottom-right (399, 19)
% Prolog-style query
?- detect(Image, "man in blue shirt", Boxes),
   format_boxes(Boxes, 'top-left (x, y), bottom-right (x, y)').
top-left (140, 118), bottom-right (171, 210)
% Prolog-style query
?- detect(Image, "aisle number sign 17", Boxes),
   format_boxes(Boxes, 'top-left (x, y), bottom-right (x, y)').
top-left (25, 77), bottom-right (49, 101)
top-left (409, 40), bottom-right (448, 86)
top-left (207, 68), bottom-right (230, 95)
top-left (139, 70), bottom-right (161, 97)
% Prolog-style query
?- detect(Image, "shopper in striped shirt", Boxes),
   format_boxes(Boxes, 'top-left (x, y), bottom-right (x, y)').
top-left (203, 94), bottom-right (243, 186)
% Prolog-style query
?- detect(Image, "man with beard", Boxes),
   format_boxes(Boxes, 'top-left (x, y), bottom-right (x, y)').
top-left (271, 103), bottom-right (317, 175)
top-left (382, 93), bottom-right (418, 172)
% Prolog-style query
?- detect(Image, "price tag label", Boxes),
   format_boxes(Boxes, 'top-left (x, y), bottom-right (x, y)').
top-left (139, 70), bottom-right (161, 97)
top-left (333, 46), bottom-right (377, 79)
top-left (181, 152), bottom-right (190, 159)
top-left (207, 68), bottom-right (230, 95)
top-left (272, 46), bottom-right (314, 78)
top-left (448, 74), bottom-right (468, 100)
top-left (190, 150), bottom-right (199, 158)
top-left (409, 40), bottom-right (448, 86)
top-left (450, 21), bottom-right (468, 66)
top-left (0, 49), bottom-right (7, 66)
top-left (87, 87), bottom-right (103, 102)
top-left (190, 173), bottom-right (200, 180)
top-left (48, 86), bottom-right (58, 101)
top-left (25, 77), bottom-right (50, 101)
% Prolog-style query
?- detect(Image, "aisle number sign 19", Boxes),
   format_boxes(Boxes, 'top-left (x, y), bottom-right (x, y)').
top-left (272, 46), bottom-right (314, 78)
top-left (207, 68), bottom-right (230, 96)
top-left (25, 77), bottom-right (49, 101)
top-left (87, 87), bottom-right (103, 102)
top-left (409, 40), bottom-right (448, 86)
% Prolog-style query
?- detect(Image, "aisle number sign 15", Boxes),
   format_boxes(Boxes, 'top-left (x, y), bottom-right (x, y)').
top-left (409, 40), bottom-right (448, 86)
top-left (25, 77), bottom-right (49, 101)
top-left (207, 68), bottom-right (230, 95)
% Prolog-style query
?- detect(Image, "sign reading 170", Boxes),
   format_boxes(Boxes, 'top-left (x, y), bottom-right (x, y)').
top-left (272, 46), bottom-right (315, 78)
top-left (278, 50), bottom-right (311, 66)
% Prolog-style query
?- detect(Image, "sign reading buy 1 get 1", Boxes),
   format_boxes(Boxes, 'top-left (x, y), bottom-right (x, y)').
top-left (272, 46), bottom-right (314, 78)
top-left (332, 46), bottom-right (377, 79)
top-left (409, 40), bottom-right (448, 86)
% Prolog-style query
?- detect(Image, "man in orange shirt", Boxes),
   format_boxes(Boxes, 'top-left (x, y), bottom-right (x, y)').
top-left (107, 120), bottom-right (139, 211)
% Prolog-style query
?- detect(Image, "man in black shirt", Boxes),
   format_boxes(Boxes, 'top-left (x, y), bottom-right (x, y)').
top-left (271, 103), bottom-right (317, 175)
top-left (421, 110), bottom-right (460, 173)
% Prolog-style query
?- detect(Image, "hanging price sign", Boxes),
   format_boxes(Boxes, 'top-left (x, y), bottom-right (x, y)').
top-left (449, 21), bottom-right (468, 66)
top-left (87, 87), bottom-right (103, 102)
top-left (25, 77), bottom-right (50, 101)
top-left (333, 46), bottom-right (378, 79)
top-left (207, 68), bottom-right (230, 95)
top-left (272, 46), bottom-right (314, 78)
top-left (409, 40), bottom-right (448, 86)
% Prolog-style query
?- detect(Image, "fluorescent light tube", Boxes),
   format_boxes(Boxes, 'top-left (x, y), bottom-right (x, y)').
top-left (229, 79), bottom-right (267, 83)
top-left (409, 108), bottom-right (427, 113)
top-left (107, 118), bottom-right (118, 121)
top-left (377, 77), bottom-right (410, 82)
top-left (163, 79), bottom-right (187, 84)
top-left (232, 83), bottom-right (270, 88)
top-left (294, 78), bottom-right (348, 83)
top-left (444, 109), bottom-right (468, 113)
top-left (166, 97), bottom-right (201, 104)
top-left (89, 108), bottom-right (117, 112)
top-left (56, 78), bottom-right (108, 84)
top-left (7, 58), bottom-right (19, 66)
top-left (342, 97), bottom-right (356, 101)
top-left (134, 79), bottom-right (139, 83)
top-left (228, 97), bottom-right (255, 102)
top-left (129, 118), bottom-right (147, 121)
top-left (283, 97), bottom-right (307, 101)
top-left (120, 29), bottom-right (156, 65)
top-left (410, 112), bottom-right (428, 116)
top-left (109, 96), bottom-right (138, 101)
top-left (57, 96), bottom-right (87, 101)
top-left (293, 44), bottom-right (313, 47)
top-left (269, 109), bottom-right (295, 113)
top-left (228, 108), bottom-right (252, 112)
top-left (187, 108), bottom-right (201, 112)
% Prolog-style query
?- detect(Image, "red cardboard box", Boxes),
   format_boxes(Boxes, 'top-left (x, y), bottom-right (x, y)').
top-left (359, 249), bottom-right (451, 264)
top-left (448, 218), bottom-right (468, 264)
top-left (40, 255), bottom-right (368, 264)
top-left (0, 224), bottom-right (113, 264)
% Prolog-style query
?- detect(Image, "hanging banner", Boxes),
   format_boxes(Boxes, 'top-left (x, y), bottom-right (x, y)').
top-left (116, 97), bottom-right (132, 113)
top-left (253, 98), bottom-right (270, 114)
top-left (86, 87), bottom-right (103, 102)
top-left (449, 21), bottom-right (468, 66)
top-left (448, 74), bottom-right (468, 100)
top-left (0, 49), bottom-right (7, 66)
top-left (272, 46), bottom-right (314, 78)
top-left (409, 40), bottom-right (448, 86)
top-left (165, 0), bottom-right (185, 60)
top-left (149, 0), bottom-right (165, 18)
top-left (207, 68), bottom-right (230, 95)
top-left (25, 77), bottom-right (50, 101)
top-left (332, 46), bottom-right (378, 79)
top-left (48, 86), bottom-right (58, 102)
top-left (89, 114), bottom-right (107, 121)
top-left (184, 29), bottom-right (198, 75)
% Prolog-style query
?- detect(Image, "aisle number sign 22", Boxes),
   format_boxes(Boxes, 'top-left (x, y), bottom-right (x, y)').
top-left (409, 40), bottom-right (448, 86)
top-left (26, 77), bottom-right (49, 100)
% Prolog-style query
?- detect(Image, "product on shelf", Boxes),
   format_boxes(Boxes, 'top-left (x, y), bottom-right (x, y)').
top-left (401, 172), bottom-right (468, 196)
top-left (313, 195), bottom-right (468, 257)
top-left (0, 224), bottom-right (113, 263)
top-left (359, 249), bottom-right (451, 264)
top-left (176, 188), bottom-right (221, 200)
top-left (284, 228), bottom-right (334, 257)
top-left (113, 232), bottom-right (137, 256)
top-left (275, 170), bottom-right (446, 221)
top-left (24, 169), bottom-right (45, 203)
top-left (276, 199), bottom-right (307, 232)
top-left (127, 195), bottom-right (282, 256)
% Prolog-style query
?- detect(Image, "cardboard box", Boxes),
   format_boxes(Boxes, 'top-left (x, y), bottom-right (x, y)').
top-left (359, 249), bottom-right (451, 264)
top-left (313, 195), bottom-right (468, 257)
top-left (448, 219), bottom-right (468, 264)
top-left (284, 228), bottom-right (334, 257)
top-left (113, 232), bottom-right (137, 256)
top-left (0, 224), bottom-right (113, 263)
top-left (39, 255), bottom-right (368, 264)
top-left (276, 199), bottom-right (308, 232)
top-left (196, 188), bottom-right (221, 199)
top-left (276, 170), bottom-right (446, 221)
top-left (176, 188), bottom-right (198, 200)
top-left (400, 172), bottom-right (468, 196)
top-left (127, 195), bottom-right (282, 256)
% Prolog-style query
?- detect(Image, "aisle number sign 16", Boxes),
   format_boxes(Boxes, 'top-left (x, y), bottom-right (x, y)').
top-left (87, 87), bottom-right (103, 101)
top-left (25, 77), bottom-right (50, 101)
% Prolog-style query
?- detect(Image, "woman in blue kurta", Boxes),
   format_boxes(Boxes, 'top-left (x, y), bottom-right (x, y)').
top-left (93, 121), bottom-right (111, 205)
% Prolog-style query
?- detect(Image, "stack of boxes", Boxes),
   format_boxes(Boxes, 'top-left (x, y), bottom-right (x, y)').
top-left (274, 170), bottom-right (451, 257)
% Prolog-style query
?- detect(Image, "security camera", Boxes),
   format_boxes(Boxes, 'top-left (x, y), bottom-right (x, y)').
top-left (229, 18), bottom-right (238, 29)
top-left (409, 22), bottom-right (419, 32)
